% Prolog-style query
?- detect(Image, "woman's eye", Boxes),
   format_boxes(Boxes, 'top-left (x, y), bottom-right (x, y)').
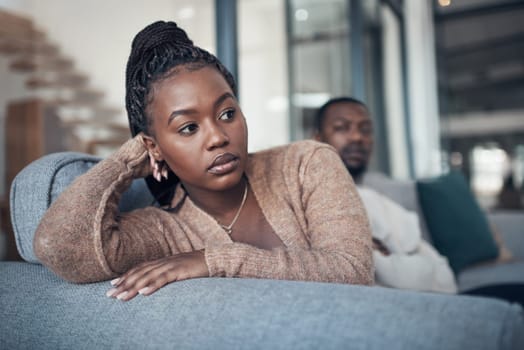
top-left (219, 109), bottom-right (235, 121)
top-left (179, 123), bottom-right (198, 135)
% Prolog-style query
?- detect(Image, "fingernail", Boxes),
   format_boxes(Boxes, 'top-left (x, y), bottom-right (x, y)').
top-left (116, 291), bottom-right (129, 300)
top-left (138, 287), bottom-right (151, 295)
top-left (106, 288), bottom-right (118, 297)
top-left (110, 278), bottom-right (120, 286)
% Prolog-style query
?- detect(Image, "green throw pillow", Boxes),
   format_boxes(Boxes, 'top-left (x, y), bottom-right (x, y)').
top-left (416, 171), bottom-right (498, 274)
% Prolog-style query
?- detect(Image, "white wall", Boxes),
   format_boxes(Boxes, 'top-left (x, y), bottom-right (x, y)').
top-left (238, 0), bottom-right (289, 151)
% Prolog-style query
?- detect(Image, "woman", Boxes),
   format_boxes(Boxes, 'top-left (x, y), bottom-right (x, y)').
top-left (34, 21), bottom-right (373, 301)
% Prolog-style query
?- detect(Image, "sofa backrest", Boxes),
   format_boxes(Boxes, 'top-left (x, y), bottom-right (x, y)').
top-left (9, 152), bottom-right (153, 263)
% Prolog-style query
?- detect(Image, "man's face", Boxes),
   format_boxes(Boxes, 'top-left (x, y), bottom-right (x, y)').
top-left (316, 102), bottom-right (374, 179)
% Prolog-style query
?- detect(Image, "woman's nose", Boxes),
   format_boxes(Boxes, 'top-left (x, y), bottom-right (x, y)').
top-left (205, 122), bottom-right (229, 150)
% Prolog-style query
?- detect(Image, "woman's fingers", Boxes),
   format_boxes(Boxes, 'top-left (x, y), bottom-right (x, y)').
top-left (106, 261), bottom-right (165, 301)
top-left (106, 251), bottom-right (208, 302)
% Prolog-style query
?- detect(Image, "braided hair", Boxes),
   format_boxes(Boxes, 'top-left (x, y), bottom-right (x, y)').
top-left (124, 21), bottom-right (237, 205)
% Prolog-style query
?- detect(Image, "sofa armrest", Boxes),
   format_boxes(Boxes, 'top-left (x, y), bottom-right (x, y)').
top-left (9, 152), bottom-right (153, 263)
top-left (488, 210), bottom-right (524, 259)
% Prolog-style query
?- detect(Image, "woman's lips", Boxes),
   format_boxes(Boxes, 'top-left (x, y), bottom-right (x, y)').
top-left (208, 153), bottom-right (239, 175)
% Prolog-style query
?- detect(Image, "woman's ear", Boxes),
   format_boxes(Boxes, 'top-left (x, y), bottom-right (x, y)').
top-left (140, 134), bottom-right (164, 161)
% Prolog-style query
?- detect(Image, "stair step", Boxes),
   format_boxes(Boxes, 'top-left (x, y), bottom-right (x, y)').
top-left (63, 119), bottom-right (129, 133)
top-left (0, 36), bottom-right (55, 55)
top-left (91, 106), bottom-right (123, 120)
top-left (26, 72), bottom-right (89, 89)
top-left (0, 10), bottom-right (34, 29)
top-left (73, 88), bottom-right (106, 104)
top-left (0, 26), bottom-right (45, 42)
top-left (10, 55), bottom-right (75, 72)
top-left (36, 88), bottom-right (106, 106)
top-left (61, 123), bottom-right (131, 156)
top-left (58, 105), bottom-right (123, 123)
top-left (0, 11), bottom-right (47, 53)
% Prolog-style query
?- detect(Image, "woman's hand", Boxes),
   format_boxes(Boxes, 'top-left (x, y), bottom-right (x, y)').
top-left (106, 250), bottom-right (209, 301)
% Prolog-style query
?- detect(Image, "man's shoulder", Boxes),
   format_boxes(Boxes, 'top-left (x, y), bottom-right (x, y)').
top-left (361, 172), bottom-right (419, 213)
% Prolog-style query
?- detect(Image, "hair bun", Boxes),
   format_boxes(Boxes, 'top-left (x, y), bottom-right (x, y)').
top-left (131, 21), bottom-right (193, 55)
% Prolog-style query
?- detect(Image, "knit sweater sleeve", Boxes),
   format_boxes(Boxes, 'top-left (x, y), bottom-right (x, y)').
top-left (204, 144), bottom-right (374, 285)
top-left (34, 137), bottom-right (173, 283)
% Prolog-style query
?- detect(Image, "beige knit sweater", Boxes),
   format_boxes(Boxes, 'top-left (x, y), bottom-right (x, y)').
top-left (34, 137), bottom-right (374, 285)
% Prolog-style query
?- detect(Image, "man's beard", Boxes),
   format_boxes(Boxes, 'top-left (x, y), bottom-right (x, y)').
top-left (346, 164), bottom-right (367, 180)
top-left (340, 144), bottom-right (368, 181)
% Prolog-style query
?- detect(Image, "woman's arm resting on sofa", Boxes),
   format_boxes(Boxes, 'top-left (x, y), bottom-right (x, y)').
top-left (34, 137), bottom-right (172, 283)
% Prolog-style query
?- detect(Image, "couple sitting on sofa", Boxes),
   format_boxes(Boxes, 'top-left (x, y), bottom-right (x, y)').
top-left (6, 19), bottom-right (524, 350)
top-left (34, 20), bottom-right (522, 306)
top-left (314, 96), bottom-right (524, 305)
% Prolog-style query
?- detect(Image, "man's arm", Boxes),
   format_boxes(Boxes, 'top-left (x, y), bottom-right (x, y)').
top-left (373, 240), bottom-right (457, 293)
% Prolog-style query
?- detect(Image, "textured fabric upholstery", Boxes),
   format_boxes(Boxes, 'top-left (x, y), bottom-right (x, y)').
top-left (9, 152), bottom-right (153, 263)
top-left (3, 154), bottom-right (524, 349)
top-left (1, 262), bottom-right (523, 350)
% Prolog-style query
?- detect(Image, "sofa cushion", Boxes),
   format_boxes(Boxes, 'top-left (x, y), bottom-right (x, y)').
top-left (488, 211), bottom-right (524, 260)
top-left (458, 260), bottom-right (524, 292)
top-left (10, 152), bottom-right (153, 263)
top-left (416, 171), bottom-right (498, 274)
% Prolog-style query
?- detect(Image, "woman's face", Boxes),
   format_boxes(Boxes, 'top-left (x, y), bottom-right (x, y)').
top-left (146, 65), bottom-right (248, 193)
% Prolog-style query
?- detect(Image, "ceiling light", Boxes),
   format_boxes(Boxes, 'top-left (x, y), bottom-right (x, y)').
top-left (295, 9), bottom-right (309, 21)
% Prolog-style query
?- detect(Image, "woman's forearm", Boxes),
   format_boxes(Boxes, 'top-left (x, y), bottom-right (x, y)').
top-left (34, 137), bottom-right (151, 283)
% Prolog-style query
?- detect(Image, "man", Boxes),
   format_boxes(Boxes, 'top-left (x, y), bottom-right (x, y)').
top-left (315, 97), bottom-right (457, 293)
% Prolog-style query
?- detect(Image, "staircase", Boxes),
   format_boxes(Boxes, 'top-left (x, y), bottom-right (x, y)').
top-left (0, 9), bottom-right (130, 154)
top-left (0, 9), bottom-right (130, 260)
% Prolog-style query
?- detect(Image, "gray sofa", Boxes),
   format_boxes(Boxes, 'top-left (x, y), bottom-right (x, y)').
top-left (1, 152), bottom-right (523, 350)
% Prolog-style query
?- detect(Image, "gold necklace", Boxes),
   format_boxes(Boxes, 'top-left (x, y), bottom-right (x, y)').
top-left (219, 183), bottom-right (248, 235)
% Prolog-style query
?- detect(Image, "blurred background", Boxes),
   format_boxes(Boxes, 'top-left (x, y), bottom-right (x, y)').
top-left (0, 0), bottom-right (523, 260)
